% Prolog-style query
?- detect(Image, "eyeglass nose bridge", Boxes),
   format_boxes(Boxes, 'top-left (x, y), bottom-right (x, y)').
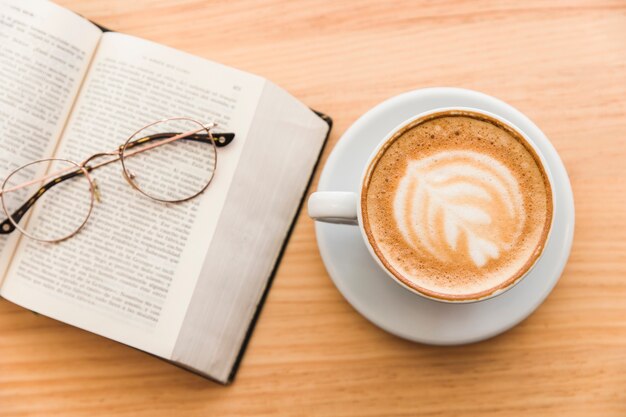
top-left (80, 150), bottom-right (122, 167)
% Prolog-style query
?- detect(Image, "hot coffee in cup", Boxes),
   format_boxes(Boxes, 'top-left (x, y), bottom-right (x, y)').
top-left (309, 108), bottom-right (554, 302)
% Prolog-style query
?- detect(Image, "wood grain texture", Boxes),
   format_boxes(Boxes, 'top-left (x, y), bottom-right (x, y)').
top-left (1, 0), bottom-right (625, 415)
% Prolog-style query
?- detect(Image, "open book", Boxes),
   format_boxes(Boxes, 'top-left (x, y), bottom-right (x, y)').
top-left (0, 0), bottom-right (330, 383)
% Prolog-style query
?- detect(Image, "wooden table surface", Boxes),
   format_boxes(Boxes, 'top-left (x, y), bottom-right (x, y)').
top-left (1, 1), bottom-right (625, 416)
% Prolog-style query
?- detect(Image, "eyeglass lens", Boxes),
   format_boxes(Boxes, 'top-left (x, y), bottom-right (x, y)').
top-left (1, 159), bottom-right (94, 242)
top-left (121, 118), bottom-right (217, 203)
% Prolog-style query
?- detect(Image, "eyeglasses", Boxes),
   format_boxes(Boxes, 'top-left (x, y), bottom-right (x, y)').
top-left (0, 117), bottom-right (235, 243)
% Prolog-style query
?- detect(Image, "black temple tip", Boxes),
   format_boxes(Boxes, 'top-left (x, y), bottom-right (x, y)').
top-left (214, 133), bottom-right (235, 147)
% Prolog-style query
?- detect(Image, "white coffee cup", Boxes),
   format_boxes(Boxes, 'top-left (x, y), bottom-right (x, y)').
top-left (308, 107), bottom-right (555, 303)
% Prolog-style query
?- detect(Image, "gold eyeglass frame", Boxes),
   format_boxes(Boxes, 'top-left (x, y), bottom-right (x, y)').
top-left (0, 117), bottom-right (231, 244)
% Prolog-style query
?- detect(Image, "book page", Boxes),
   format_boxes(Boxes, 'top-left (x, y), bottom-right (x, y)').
top-left (172, 81), bottom-right (330, 382)
top-left (0, 0), bottom-right (101, 283)
top-left (1, 32), bottom-right (265, 358)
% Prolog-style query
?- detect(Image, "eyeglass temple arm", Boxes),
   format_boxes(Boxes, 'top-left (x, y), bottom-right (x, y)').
top-left (120, 132), bottom-right (235, 151)
top-left (0, 168), bottom-right (88, 235)
top-left (0, 132), bottom-right (235, 234)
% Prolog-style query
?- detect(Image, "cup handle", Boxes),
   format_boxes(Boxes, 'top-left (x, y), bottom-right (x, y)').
top-left (308, 191), bottom-right (358, 225)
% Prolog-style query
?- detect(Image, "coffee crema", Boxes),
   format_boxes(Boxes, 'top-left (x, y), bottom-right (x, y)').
top-left (361, 110), bottom-right (553, 301)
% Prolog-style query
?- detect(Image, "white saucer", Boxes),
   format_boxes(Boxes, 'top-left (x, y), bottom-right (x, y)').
top-left (314, 87), bottom-right (575, 345)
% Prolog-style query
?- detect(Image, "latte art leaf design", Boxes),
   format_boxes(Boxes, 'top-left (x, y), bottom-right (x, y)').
top-left (393, 151), bottom-right (526, 268)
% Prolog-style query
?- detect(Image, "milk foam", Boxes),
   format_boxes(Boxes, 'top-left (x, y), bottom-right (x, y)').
top-left (393, 151), bottom-right (525, 268)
